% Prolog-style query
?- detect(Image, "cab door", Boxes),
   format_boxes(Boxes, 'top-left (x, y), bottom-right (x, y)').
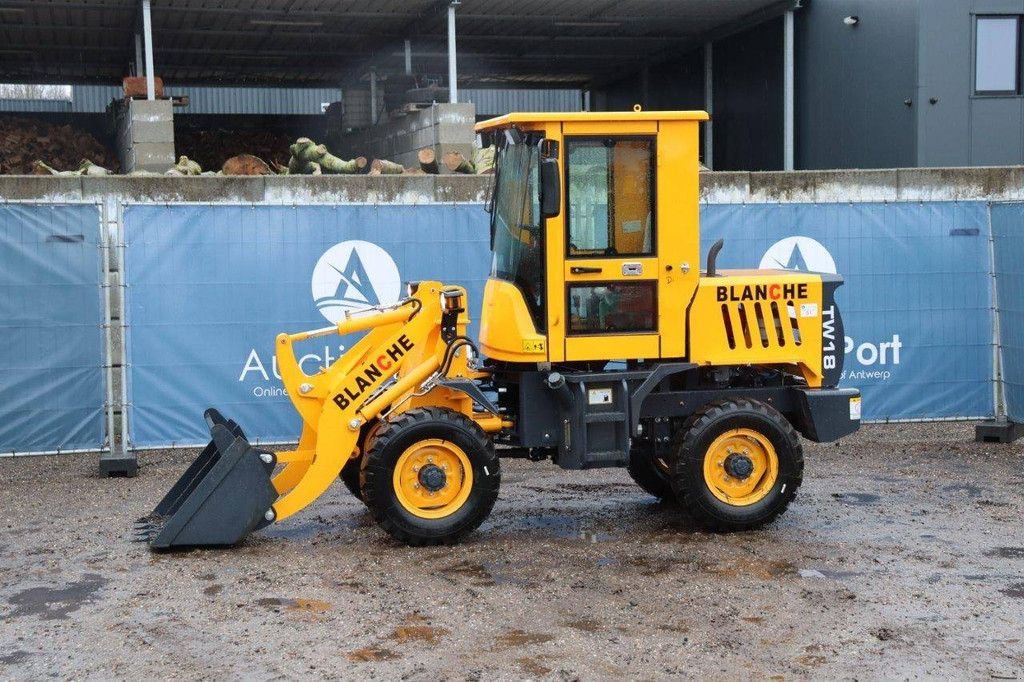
top-left (557, 134), bottom-right (661, 362)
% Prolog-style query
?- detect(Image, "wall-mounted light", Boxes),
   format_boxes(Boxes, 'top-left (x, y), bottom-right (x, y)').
top-left (843, 15), bottom-right (860, 26)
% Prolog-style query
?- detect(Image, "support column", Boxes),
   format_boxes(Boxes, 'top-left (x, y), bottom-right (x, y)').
top-left (369, 68), bottom-right (378, 125)
top-left (141, 0), bottom-right (155, 100)
top-left (448, 2), bottom-right (459, 103)
top-left (704, 41), bottom-right (714, 170)
top-left (783, 9), bottom-right (795, 170)
top-left (134, 33), bottom-right (143, 76)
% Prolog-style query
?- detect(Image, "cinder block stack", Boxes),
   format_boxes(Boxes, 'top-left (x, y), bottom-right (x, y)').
top-left (115, 99), bottom-right (175, 173)
top-left (340, 103), bottom-right (475, 169)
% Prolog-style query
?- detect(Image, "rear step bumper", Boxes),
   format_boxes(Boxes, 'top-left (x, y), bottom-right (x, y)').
top-left (133, 409), bottom-right (277, 551)
top-left (793, 387), bottom-right (861, 442)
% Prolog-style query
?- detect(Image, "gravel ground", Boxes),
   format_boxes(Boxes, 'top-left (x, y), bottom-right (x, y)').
top-left (0, 422), bottom-right (1022, 680)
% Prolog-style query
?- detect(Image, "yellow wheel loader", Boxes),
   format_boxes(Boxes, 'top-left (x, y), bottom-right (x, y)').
top-left (135, 110), bottom-right (861, 549)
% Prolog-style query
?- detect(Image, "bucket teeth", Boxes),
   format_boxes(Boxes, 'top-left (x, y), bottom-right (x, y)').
top-left (131, 514), bottom-right (166, 543)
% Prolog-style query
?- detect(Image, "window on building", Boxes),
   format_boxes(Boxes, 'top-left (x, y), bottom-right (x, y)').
top-left (975, 16), bottom-right (1021, 95)
top-left (0, 84), bottom-right (73, 101)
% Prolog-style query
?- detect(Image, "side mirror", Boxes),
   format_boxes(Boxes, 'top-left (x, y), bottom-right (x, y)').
top-left (539, 158), bottom-right (561, 218)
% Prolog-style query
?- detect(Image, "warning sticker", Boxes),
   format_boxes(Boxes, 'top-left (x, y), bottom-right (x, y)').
top-left (849, 396), bottom-right (862, 420)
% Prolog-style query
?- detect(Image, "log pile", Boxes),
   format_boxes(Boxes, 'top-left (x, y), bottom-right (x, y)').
top-left (286, 137), bottom-right (366, 175)
top-left (0, 117), bottom-right (118, 175)
top-left (0, 118), bottom-right (497, 178)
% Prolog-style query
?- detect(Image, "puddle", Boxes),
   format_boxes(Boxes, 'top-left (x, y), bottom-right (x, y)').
top-left (941, 483), bottom-right (985, 498)
top-left (444, 560), bottom-right (531, 587)
top-left (506, 515), bottom-right (581, 539)
top-left (0, 651), bottom-right (31, 665)
top-left (390, 613), bottom-right (448, 644)
top-left (7, 573), bottom-right (108, 620)
top-left (494, 629), bottom-right (555, 649)
top-left (499, 515), bottom-right (617, 543)
top-left (627, 556), bottom-right (674, 576)
top-left (818, 569), bottom-right (865, 580)
top-left (518, 656), bottom-right (552, 676)
top-left (831, 492), bottom-right (880, 506)
top-left (347, 646), bottom-right (399, 662)
top-left (261, 521), bottom-right (326, 540)
top-left (708, 557), bottom-right (795, 580)
top-left (255, 597), bottom-right (332, 617)
top-left (563, 617), bottom-right (602, 633)
top-left (985, 547), bottom-right (1024, 559)
top-left (1000, 583), bottom-right (1024, 599)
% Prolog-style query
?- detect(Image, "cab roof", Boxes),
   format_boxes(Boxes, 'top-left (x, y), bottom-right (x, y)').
top-left (474, 110), bottom-right (710, 132)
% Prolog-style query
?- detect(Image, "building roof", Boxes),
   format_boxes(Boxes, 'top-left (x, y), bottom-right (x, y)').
top-left (0, 0), bottom-right (796, 87)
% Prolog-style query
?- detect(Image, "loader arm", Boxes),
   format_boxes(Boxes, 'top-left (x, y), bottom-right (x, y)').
top-left (270, 282), bottom-right (460, 522)
top-left (136, 281), bottom-right (482, 548)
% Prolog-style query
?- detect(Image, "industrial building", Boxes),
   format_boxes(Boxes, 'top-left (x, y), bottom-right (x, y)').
top-left (5, 1), bottom-right (1020, 172)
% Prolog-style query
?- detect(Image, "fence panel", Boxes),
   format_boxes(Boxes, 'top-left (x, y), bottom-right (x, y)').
top-left (991, 202), bottom-right (1024, 422)
top-left (123, 203), bottom-right (490, 447)
top-left (0, 203), bottom-right (106, 454)
top-left (701, 202), bottom-right (994, 421)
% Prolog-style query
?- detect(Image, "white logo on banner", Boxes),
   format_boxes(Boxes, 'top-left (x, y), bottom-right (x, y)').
top-left (759, 236), bottom-right (837, 274)
top-left (759, 235), bottom-right (901, 382)
top-left (311, 241), bottom-right (402, 323)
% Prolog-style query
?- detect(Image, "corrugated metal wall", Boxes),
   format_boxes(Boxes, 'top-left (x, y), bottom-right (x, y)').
top-left (461, 88), bottom-right (583, 115)
top-left (1, 85), bottom-right (343, 115)
top-left (2, 85), bottom-right (583, 116)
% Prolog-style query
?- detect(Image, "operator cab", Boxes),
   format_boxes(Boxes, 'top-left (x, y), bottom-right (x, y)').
top-left (475, 110), bottom-right (709, 365)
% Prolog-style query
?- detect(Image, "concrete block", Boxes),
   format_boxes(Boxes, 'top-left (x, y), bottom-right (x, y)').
top-left (435, 176), bottom-right (492, 203)
top-left (435, 123), bottom-right (475, 144)
top-left (814, 170), bottom-right (899, 203)
top-left (127, 143), bottom-right (175, 172)
top-left (82, 176), bottom-right (266, 203)
top-left (700, 171), bottom-right (750, 204)
top-left (749, 171), bottom-right (819, 203)
top-left (129, 121), bottom-right (174, 144)
top-left (897, 166), bottom-right (1024, 202)
top-left (129, 98), bottom-right (173, 123)
top-left (0, 176), bottom-right (83, 201)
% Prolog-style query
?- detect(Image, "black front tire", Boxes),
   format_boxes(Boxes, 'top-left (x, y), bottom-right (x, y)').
top-left (671, 399), bottom-right (803, 531)
top-left (362, 407), bottom-right (500, 546)
top-left (339, 457), bottom-right (363, 501)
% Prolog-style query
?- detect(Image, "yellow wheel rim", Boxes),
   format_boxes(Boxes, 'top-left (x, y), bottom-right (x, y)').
top-left (702, 428), bottom-right (779, 507)
top-left (392, 439), bottom-right (474, 519)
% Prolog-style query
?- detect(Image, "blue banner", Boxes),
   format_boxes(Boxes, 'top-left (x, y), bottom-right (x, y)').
top-left (124, 200), bottom-right (998, 447)
top-left (701, 202), bottom-right (994, 421)
top-left (123, 204), bottom-right (491, 447)
top-left (991, 203), bottom-right (1024, 422)
top-left (0, 204), bottom-right (105, 453)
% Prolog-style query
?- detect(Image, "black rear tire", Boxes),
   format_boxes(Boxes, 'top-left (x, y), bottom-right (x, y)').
top-left (671, 398), bottom-right (803, 531)
top-left (626, 441), bottom-right (675, 501)
top-left (362, 407), bottom-right (500, 546)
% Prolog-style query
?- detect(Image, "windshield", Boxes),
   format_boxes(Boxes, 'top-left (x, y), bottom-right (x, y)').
top-left (491, 138), bottom-right (545, 332)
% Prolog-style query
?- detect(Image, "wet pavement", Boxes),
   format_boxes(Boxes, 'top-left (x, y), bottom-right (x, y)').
top-left (0, 422), bottom-right (1022, 679)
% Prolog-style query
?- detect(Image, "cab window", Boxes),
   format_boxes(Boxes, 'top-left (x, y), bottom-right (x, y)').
top-left (565, 138), bottom-right (655, 258)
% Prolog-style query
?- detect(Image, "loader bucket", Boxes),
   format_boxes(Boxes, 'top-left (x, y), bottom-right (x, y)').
top-left (133, 408), bottom-right (278, 550)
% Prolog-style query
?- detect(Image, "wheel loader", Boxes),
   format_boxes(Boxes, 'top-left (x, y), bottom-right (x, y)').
top-left (135, 109), bottom-right (861, 549)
